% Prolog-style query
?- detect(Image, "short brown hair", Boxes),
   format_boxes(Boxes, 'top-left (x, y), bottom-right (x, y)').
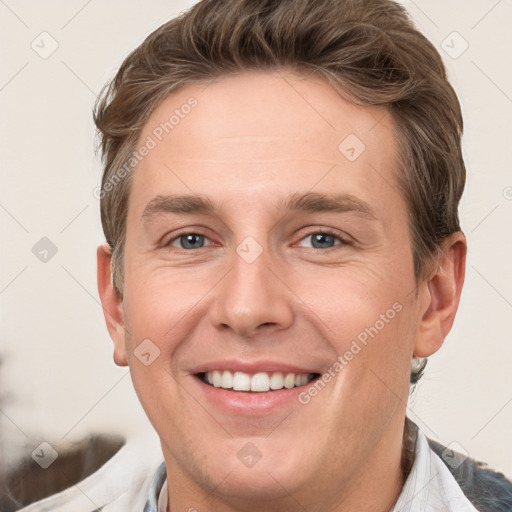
top-left (94, 0), bottom-right (465, 383)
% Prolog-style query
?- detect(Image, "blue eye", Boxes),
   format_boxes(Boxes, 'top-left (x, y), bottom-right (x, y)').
top-left (164, 230), bottom-right (349, 251)
top-left (171, 233), bottom-right (206, 249)
top-left (310, 233), bottom-right (337, 249)
top-left (297, 231), bottom-right (348, 249)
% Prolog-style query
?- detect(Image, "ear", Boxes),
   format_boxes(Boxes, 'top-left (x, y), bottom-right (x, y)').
top-left (414, 232), bottom-right (467, 358)
top-left (97, 243), bottom-right (127, 366)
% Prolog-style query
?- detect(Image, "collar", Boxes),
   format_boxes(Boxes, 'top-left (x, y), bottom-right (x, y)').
top-left (391, 424), bottom-right (478, 512)
top-left (143, 461), bottom-right (166, 512)
top-left (145, 422), bottom-right (478, 512)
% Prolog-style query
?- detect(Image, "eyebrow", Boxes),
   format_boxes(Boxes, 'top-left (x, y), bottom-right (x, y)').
top-left (279, 191), bottom-right (377, 220)
top-left (141, 192), bottom-right (377, 221)
top-left (142, 194), bottom-right (216, 218)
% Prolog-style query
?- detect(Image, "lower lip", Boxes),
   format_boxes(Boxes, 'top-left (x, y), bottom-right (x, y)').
top-left (193, 375), bottom-right (317, 415)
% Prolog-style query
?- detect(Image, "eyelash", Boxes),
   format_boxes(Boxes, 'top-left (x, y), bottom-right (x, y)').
top-left (163, 228), bottom-right (352, 250)
top-left (298, 228), bottom-right (353, 248)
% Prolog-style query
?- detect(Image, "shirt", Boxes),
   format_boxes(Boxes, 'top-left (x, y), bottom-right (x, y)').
top-left (390, 426), bottom-right (477, 512)
top-left (148, 425), bottom-right (478, 512)
top-left (18, 422), bottom-right (480, 512)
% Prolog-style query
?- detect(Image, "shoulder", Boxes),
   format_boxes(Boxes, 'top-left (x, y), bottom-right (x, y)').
top-left (17, 430), bottom-right (163, 512)
top-left (429, 438), bottom-right (512, 512)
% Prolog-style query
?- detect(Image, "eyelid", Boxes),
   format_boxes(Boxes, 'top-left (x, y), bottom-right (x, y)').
top-left (169, 235), bottom-right (214, 249)
top-left (160, 228), bottom-right (216, 248)
top-left (159, 227), bottom-right (353, 250)
top-left (294, 228), bottom-right (354, 248)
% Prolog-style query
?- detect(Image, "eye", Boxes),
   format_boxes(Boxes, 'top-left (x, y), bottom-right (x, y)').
top-left (167, 233), bottom-right (210, 250)
top-left (297, 230), bottom-right (349, 249)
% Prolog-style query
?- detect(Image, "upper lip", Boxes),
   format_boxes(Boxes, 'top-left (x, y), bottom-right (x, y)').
top-left (190, 359), bottom-right (320, 375)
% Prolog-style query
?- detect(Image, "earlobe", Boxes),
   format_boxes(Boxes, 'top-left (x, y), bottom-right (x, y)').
top-left (97, 243), bottom-right (128, 366)
top-left (413, 232), bottom-right (467, 358)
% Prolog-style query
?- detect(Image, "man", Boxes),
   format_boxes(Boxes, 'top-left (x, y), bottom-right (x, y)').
top-left (19, 0), bottom-right (512, 510)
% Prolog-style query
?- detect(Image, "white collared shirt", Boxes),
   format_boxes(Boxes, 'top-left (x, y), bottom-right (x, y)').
top-left (391, 427), bottom-right (477, 512)
top-left (18, 422), bottom-right (479, 512)
top-left (154, 426), bottom-right (478, 511)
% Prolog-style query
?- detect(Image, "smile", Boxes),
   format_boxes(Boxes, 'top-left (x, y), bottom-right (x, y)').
top-left (199, 370), bottom-right (319, 392)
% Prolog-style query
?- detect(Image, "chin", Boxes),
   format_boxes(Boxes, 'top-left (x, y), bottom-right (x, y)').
top-left (172, 435), bottom-right (311, 501)
top-left (207, 468), bottom-right (303, 502)
top-left (240, 444), bottom-right (313, 495)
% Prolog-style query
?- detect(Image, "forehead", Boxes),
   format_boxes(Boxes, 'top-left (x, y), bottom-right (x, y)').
top-left (131, 70), bottom-right (401, 211)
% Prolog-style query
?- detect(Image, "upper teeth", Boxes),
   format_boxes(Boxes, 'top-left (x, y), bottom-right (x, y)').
top-left (203, 370), bottom-right (313, 392)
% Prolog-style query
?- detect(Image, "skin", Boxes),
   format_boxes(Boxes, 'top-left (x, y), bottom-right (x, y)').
top-left (97, 71), bottom-right (466, 511)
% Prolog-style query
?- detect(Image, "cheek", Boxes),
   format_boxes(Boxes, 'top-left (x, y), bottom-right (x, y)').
top-left (339, 298), bottom-right (418, 416)
top-left (295, 264), bottom-right (416, 389)
top-left (294, 265), bottom-right (404, 336)
top-left (122, 264), bottom-right (206, 353)
top-left (121, 277), bottom-right (190, 426)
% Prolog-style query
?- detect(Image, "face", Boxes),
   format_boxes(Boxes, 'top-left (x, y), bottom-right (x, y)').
top-left (102, 71), bottom-right (439, 506)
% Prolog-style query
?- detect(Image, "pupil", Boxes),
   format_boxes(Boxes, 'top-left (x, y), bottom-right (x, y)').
top-left (312, 233), bottom-right (334, 248)
top-left (181, 234), bottom-right (204, 249)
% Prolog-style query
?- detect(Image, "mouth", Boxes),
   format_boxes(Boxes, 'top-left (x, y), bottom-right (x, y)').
top-left (190, 361), bottom-right (324, 414)
top-left (196, 370), bottom-right (321, 392)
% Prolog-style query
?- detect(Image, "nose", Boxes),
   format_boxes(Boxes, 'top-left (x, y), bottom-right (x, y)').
top-left (210, 246), bottom-right (294, 338)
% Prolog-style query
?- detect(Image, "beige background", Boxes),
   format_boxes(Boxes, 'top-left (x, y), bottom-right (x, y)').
top-left (1, 0), bottom-right (511, 477)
